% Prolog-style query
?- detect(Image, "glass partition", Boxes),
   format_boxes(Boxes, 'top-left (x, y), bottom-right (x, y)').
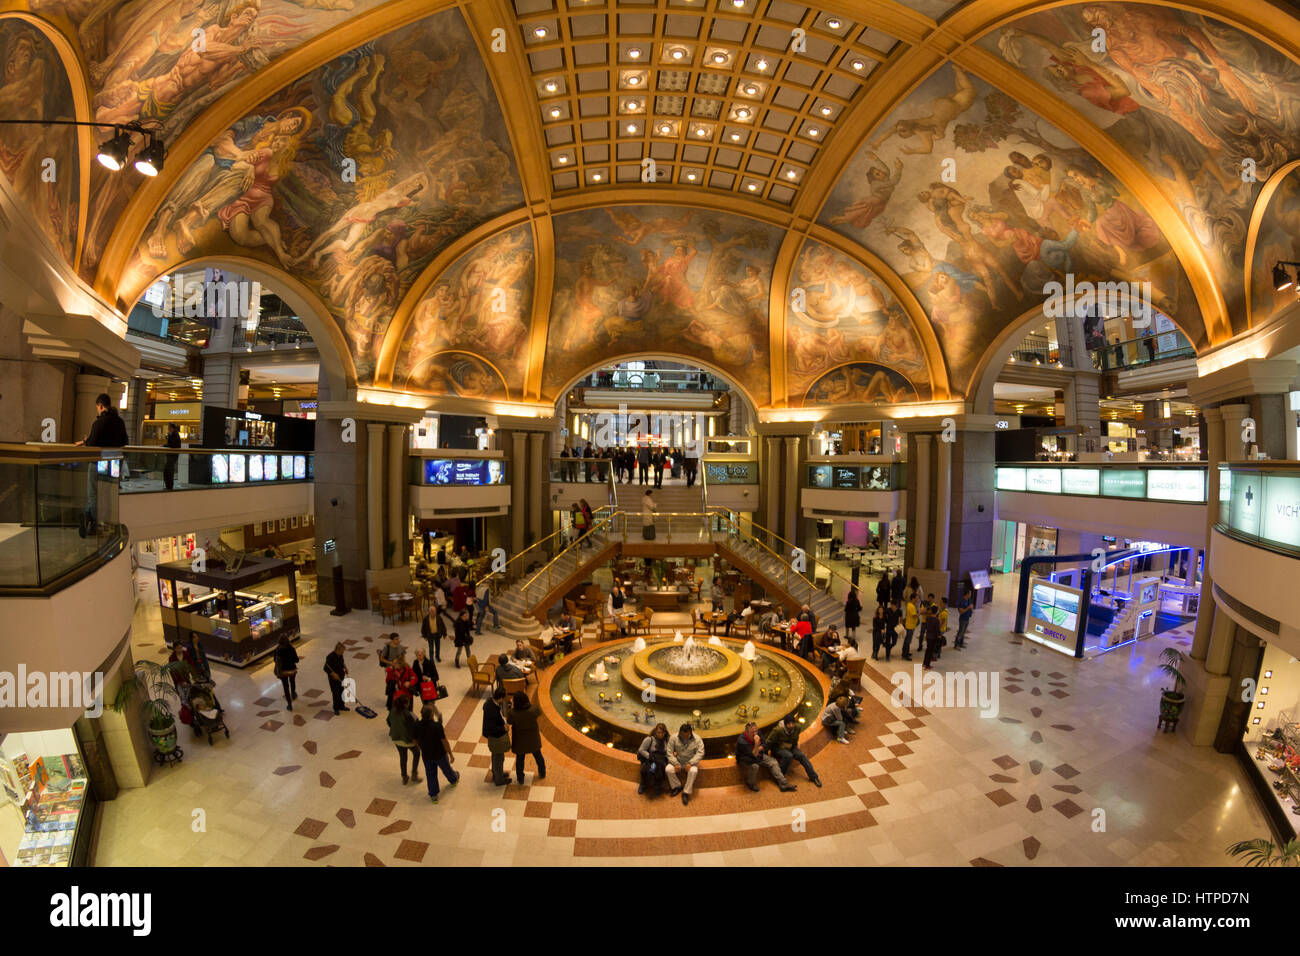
top-left (1217, 463), bottom-right (1300, 557)
top-left (995, 463), bottom-right (1206, 503)
top-left (118, 447), bottom-right (314, 493)
top-left (0, 446), bottom-right (124, 590)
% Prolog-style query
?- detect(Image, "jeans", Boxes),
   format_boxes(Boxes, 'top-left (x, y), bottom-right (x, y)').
top-left (923, 638), bottom-right (940, 668)
top-left (515, 749), bottom-right (546, 783)
top-left (774, 746), bottom-right (818, 782)
top-left (421, 751), bottom-right (458, 796)
top-left (396, 744), bottom-right (421, 781)
top-left (902, 627), bottom-right (916, 657)
top-left (426, 634), bottom-right (441, 663)
top-left (955, 617), bottom-right (970, 646)
top-left (742, 755), bottom-right (789, 789)
top-left (825, 717), bottom-right (847, 740)
top-left (279, 672), bottom-right (297, 703)
top-left (475, 599), bottom-right (499, 632)
top-left (490, 749), bottom-right (508, 785)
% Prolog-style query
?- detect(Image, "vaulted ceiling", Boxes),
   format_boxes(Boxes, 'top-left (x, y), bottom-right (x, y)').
top-left (4, 0), bottom-right (1299, 412)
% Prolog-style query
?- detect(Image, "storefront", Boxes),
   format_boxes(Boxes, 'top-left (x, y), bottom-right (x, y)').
top-left (1242, 640), bottom-right (1300, 838)
top-left (140, 401), bottom-right (201, 445)
top-left (992, 520), bottom-right (1059, 573)
top-left (156, 556), bottom-right (300, 667)
top-left (136, 532), bottom-right (198, 570)
top-left (0, 730), bottom-right (95, 867)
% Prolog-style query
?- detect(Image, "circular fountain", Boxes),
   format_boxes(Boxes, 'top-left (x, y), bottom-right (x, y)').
top-left (547, 636), bottom-right (825, 759)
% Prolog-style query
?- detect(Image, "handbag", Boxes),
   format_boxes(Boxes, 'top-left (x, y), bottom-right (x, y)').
top-left (487, 734), bottom-right (511, 755)
top-left (643, 524), bottom-right (656, 540)
top-left (420, 679), bottom-right (439, 701)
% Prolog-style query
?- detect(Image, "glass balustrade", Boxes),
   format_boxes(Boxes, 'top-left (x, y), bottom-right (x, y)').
top-left (1216, 462), bottom-right (1300, 558)
top-left (118, 447), bottom-right (314, 493)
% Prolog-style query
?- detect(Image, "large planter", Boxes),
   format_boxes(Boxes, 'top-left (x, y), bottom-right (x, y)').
top-left (1160, 691), bottom-right (1186, 721)
top-left (149, 719), bottom-right (178, 754)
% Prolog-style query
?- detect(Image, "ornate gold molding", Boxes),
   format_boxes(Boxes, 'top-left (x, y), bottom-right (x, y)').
top-left (523, 213), bottom-right (554, 402)
top-left (1243, 159), bottom-right (1300, 329)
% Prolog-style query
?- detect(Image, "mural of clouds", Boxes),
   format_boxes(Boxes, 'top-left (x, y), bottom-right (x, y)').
top-left (820, 62), bottom-right (1197, 392)
top-left (121, 8), bottom-right (524, 383)
top-left (0, 19), bottom-right (79, 264)
top-left (981, 2), bottom-right (1300, 333)
top-left (543, 205), bottom-right (783, 406)
top-left (785, 239), bottom-right (930, 404)
top-left (395, 224), bottom-right (534, 394)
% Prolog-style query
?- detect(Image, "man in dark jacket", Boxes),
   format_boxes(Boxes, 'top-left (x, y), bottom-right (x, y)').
top-left (765, 715), bottom-right (823, 787)
top-left (890, 570), bottom-right (905, 604)
top-left (162, 423), bottom-right (181, 490)
top-left (75, 393), bottom-right (128, 447)
top-left (637, 444), bottom-right (651, 485)
top-left (736, 722), bottom-right (796, 792)
top-left (482, 687), bottom-right (510, 786)
top-left (324, 642), bottom-right (350, 715)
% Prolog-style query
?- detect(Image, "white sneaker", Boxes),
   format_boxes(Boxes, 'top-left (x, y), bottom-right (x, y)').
top-left (836, 736), bottom-right (850, 744)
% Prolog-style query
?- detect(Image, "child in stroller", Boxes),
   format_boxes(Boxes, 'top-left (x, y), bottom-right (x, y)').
top-left (183, 682), bottom-right (229, 745)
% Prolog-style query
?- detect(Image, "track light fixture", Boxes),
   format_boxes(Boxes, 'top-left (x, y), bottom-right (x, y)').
top-left (1272, 260), bottom-right (1300, 293)
top-left (0, 119), bottom-right (165, 176)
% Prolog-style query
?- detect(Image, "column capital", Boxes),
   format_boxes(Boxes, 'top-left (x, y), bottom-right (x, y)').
top-left (1187, 357), bottom-right (1299, 407)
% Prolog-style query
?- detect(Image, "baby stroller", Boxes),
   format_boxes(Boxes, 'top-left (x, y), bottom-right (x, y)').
top-left (183, 681), bottom-right (230, 745)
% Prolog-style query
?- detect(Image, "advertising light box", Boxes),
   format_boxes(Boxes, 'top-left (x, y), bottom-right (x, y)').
top-left (1060, 469), bottom-right (1100, 496)
top-left (1260, 473), bottom-right (1300, 549)
top-left (1145, 469), bottom-right (1204, 502)
top-left (1026, 468), bottom-right (1062, 494)
top-left (833, 467), bottom-right (861, 489)
top-left (1229, 472), bottom-right (1262, 540)
top-left (1102, 469), bottom-right (1145, 499)
top-left (808, 465), bottom-right (833, 488)
top-left (423, 459), bottom-right (506, 486)
top-left (996, 468), bottom-right (1026, 491)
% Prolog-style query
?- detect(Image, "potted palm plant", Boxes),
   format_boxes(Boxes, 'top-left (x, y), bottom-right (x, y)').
top-left (112, 659), bottom-right (191, 760)
top-left (1157, 646), bottom-right (1187, 724)
top-left (1226, 838), bottom-right (1300, 867)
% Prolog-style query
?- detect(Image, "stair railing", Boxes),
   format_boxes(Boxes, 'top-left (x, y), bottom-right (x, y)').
top-left (518, 509), bottom-right (624, 606)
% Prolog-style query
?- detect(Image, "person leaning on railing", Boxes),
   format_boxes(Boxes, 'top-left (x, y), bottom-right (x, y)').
top-left (72, 392), bottom-right (127, 536)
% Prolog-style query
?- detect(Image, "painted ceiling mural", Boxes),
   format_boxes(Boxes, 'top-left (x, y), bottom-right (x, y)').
top-left (785, 239), bottom-right (930, 405)
top-left (120, 7), bottom-right (525, 383)
top-left (0, 18), bottom-right (79, 263)
top-left (819, 62), bottom-right (1198, 393)
top-left (982, 2), bottom-right (1300, 334)
top-left (1248, 166), bottom-right (1300, 327)
top-left (805, 364), bottom-right (918, 406)
top-left (394, 224), bottom-right (534, 398)
top-left (543, 205), bottom-right (783, 406)
top-left (29, 0), bottom-right (392, 278)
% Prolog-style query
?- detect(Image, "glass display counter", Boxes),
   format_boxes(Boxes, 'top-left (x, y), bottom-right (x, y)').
top-left (155, 556), bottom-right (300, 667)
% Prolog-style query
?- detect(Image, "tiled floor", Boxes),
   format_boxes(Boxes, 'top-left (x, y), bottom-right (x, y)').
top-left (96, 570), bottom-right (1272, 866)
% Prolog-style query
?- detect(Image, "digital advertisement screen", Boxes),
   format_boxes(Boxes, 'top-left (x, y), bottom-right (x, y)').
top-left (1101, 469), bottom-right (1146, 499)
top-left (1145, 470), bottom-right (1204, 502)
top-left (1061, 469), bottom-right (1100, 496)
top-left (833, 467), bottom-right (861, 489)
top-left (1030, 582), bottom-right (1080, 634)
top-left (263, 454), bottom-right (278, 481)
top-left (862, 466), bottom-right (891, 490)
top-left (423, 459), bottom-right (507, 486)
top-left (212, 454), bottom-right (228, 484)
top-left (281, 455), bottom-right (294, 480)
top-left (809, 465), bottom-right (833, 488)
top-left (229, 454), bottom-right (246, 484)
top-left (1026, 468), bottom-right (1062, 494)
top-left (248, 455), bottom-right (264, 482)
top-left (294, 455), bottom-right (307, 480)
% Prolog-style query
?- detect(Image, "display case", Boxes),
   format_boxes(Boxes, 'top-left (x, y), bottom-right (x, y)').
top-left (155, 556), bottom-right (300, 667)
top-left (0, 730), bottom-right (95, 867)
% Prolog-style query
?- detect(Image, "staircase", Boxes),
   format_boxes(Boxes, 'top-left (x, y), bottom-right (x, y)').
top-left (615, 479), bottom-right (708, 540)
top-left (719, 536), bottom-right (844, 631)
top-left (491, 531), bottom-right (614, 638)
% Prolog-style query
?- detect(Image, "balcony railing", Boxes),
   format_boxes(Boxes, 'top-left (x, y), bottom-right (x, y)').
top-left (117, 446), bottom-right (314, 492)
top-left (996, 462), bottom-right (1206, 502)
top-left (1217, 462), bottom-right (1300, 559)
top-left (0, 444), bottom-right (126, 592)
top-left (1090, 331), bottom-right (1194, 371)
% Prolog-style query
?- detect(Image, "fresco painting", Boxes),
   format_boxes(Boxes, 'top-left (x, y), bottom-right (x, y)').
top-left (1248, 167), bottom-right (1300, 325)
top-left (543, 206), bottom-right (783, 405)
top-left (29, 0), bottom-right (392, 275)
top-left (0, 19), bottom-right (80, 263)
top-left (820, 63), bottom-right (1196, 392)
top-left (123, 8), bottom-right (524, 382)
top-left (785, 239), bottom-right (929, 405)
top-left (405, 351), bottom-right (509, 402)
top-left (395, 225), bottom-right (534, 395)
top-left (805, 364), bottom-right (918, 406)
top-left (983, 3), bottom-right (1300, 332)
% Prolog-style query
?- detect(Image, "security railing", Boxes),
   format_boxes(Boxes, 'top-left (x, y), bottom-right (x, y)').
top-left (0, 444), bottom-right (126, 591)
top-left (1090, 331), bottom-right (1194, 371)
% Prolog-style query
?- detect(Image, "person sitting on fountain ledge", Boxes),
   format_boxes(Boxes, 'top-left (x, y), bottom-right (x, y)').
top-left (765, 715), bottom-right (823, 787)
top-left (666, 722), bottom-right (704, 805)
top-left (736, 721), bottom-right (797, 793)
top-left (637, 722), bottom-right (671, 796)
top-left (823, 696), bottom-right (857, 744)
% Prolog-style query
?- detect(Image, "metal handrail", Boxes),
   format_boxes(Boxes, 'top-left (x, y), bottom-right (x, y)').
top-left (519, 510), bottom-right (622, 599)
top-left (715, 510), bottom-right (861, 599)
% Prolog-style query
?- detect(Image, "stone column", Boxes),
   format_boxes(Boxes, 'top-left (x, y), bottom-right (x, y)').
top-left (932, 437), bottom-right (952, 572)
top-left (73, 373), bottom-right (111, 442)
top-left (1190, 407), bottom-right (1223, 661)
top-left (765, 437), bottom-right (781, 538)
top-left (365, 423), bottom-right (384, 570)
top-left (528, 432), bottom-right (544, 546)
top-left (511, 432), bottom-right (526, 556)
top-left (386, 424), bottom-right (406, 568)
top-left (1219, 403), bottom-right (1250, 461)
top-left (912, 434), bottom-right (932, 567)
top-left (783, 436), bottom-right (800, 547)
top-left (1205, 604), bottom-right (1235, 676)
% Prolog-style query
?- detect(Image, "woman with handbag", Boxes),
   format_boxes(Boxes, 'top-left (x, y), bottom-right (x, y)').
top-left (386, 655), bottom-right (418, 710)
top-left (413, 648), bottom-right (441, 702)
top-left (387, 696), bottom-right (422, 786)
top-left (844, 587), bottom-right (862, 640)
top-left (415, 705), bottom-right (458, 802)
top-left (273, 635), bottom-right (299, 711)
top-left (482, 686), bottom-right (511, 786)
top-left (506, 691), bottom-right (546, 784)
top-left (641, 489), bottom-right (658, 540)
top-left (452, 608), bottom-right (474, 668)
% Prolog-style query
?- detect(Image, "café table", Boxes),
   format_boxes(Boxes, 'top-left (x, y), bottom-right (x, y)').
top-left (387, 592), bottom-right (415, 621)
top-left (706, 611), bottom-right (730, 635)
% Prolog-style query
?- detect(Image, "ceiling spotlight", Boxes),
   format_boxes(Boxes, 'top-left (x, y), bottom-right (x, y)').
top-left (133, 137), bottom-right (165, 176)
top-left (746, 182), bottom-right (758, 191)
top-left (626, 122), bottom-right (638, 133)
top-left (544, 80), bottom-right (558, 92)
top-left (807, 126), bottom-right (820, 136)
top-left (851, 59), bottom-right (865, 71)
top-left (549, 107), bottom-right (561, 118)
top-left (743, 84), bottom-right (758, 95)
top-left (730, 132), bottom-right (741, 141)
top-left (827, 17), bottom-right (842, 29)
top-left (628, 75), bottom-right (641, 85)
top-left (712, 52), bottom-right (727, 64)
top-left (820, 105), bottom-right (832, 116)
top-left (736, 107), bottom-right (750, 119)
top-left (627, 100), bottom-right (640, 110)
top-left (671, 48), bottom-right (686, 60)
top-left (686, 172), bottom-right (697, 181)
top-left (786, 169), bottom-right (797, 179)
top-left (628, 48), bottom-right (642, 59)
top-left (1273, 261), bottom-right (1297, 292)
top-left (659, 123), bottom-right (672, 134)
top-left (732, 0), bottom-right (745, 6)
top-left (96, 130), bottom-right (131, 171)
top-left (558, 155), bottom-right (568, 164)
top-left (592, 172), bottom-right (603, 181)
top-left (533, 26), bottom-right (547, 38)
top-left (755, 58), bottom-right (768, 71)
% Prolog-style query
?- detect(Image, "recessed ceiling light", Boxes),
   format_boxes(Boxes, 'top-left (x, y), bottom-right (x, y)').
top-left (736, 107), bottom-right (750, 119)
top-left (713, 52), bottom-right (727, 64)
top-left (544, 80), bottom-right (558, 93)
top-left (628, 75), bottom-right (641, 85)
top-left (746, 183), bottom-right (758, 191)
top-left (628, 48), bottom-right (642, 59)
top-left (534, 26), bottom-right (547, 38)
top-left (730, 132), bottom-right (741, 141)
top-left (659, 123), bottom-right (672, 134)
top-left (696, 127), bottom-right (710, 137)
top-left (807, 126), bottom-right (820, 136)
top-left (744, 84), bottom-right (757, 95)
top-left (627, 100), bottom-right (640, 110)
top-left (820, 105), bottom-right (832, 116)
top-left (687, 172), bottom-right (697, 181)
top-left (592, 173), bottom-right (602, 181)
top-left (786, 169), bottom-right (797, 179)
top-left (756, 58), bottom-right (768, 71)
top-left (671, 49), bottom-right (685, 60)
top-left (827, 18), bottom-right (842, 29)
top-left (558, 155), bottom-right (568, 164)
top-left (732, 0), bottom-right (745, 7)
top-left (851, 59), bottom-right (865, 71)
top-left (549, 107), bottom-right (561, 118)
top-left (626, 123), bottom-right (637, 133)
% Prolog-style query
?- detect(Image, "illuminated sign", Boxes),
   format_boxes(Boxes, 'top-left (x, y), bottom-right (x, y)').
top-left (1060, 469), bottom-right (1100, 496)
top-left (1261, 474), bottom-right (1300, 548)
top-left (1145, 470), bottom-right (1204, 502)
top-left (705, 461), bottom-right (758, 484)
top-left (1026, 468), bottom-right (1061, 494)
top-left (994, 419), bottom-right (1010, 429)
top-left (423, 459), bottom-right (506, 486)
top-left (996, 468), bottom-right (1026, 491)
top-left (1101, 469), bottom-right (1145, 499)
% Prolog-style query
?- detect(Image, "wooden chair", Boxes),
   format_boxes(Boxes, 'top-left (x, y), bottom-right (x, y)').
top-left (600, 611), bottom-right (620, 640)
top-left (843, 657), bottom-right (866, 684)
top-left (732, 615), bottom-right (751, 639)
top-left (502, 677), bottom-right (529, 698)
top-left (369, 586), bottom-right (382, 617)
top-left (529, 637), bottom-right (557, 667)
top-left (466, 655), bottom-right (494, 694)
top-left (380, 598), bottom-right (398, 624)
top-left (691, 610), bottom-right (711, 637)
top-left (640, 606), bottom-right (656, 635)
